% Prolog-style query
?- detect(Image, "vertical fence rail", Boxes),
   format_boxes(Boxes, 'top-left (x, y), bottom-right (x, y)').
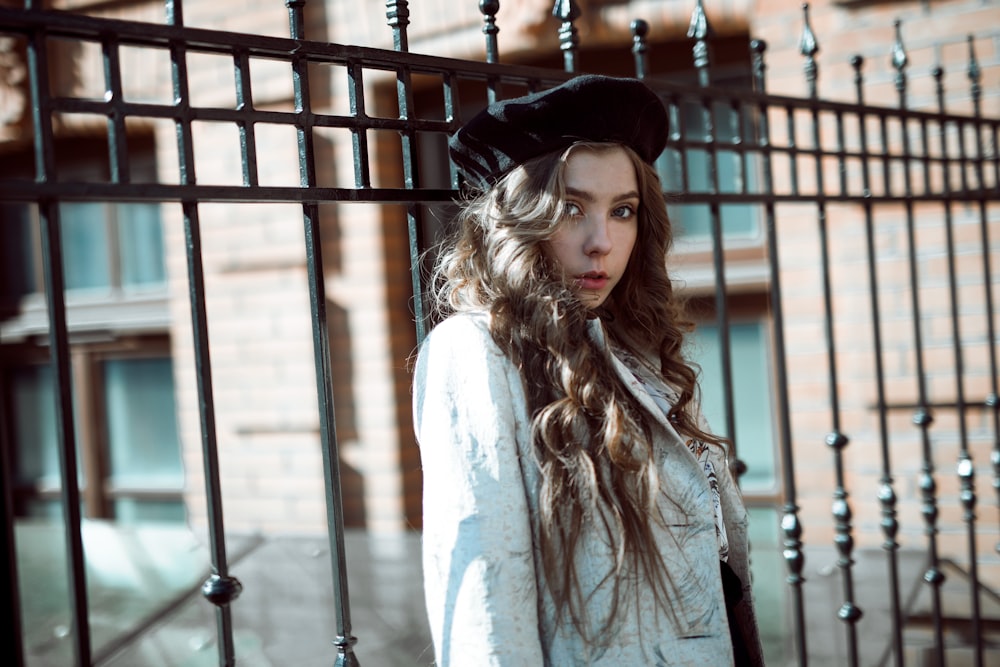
top-left (888, 20), bottom-right (948, 666)
top-left (936, 52), bottom-right (984, 667)
top-left (688, 1), bottom-right (740, 464)
top-left (554, 0), bottom-right (580, 73)
top-left (481, 1), bottom-right (502, 103)
top-left (970, 33), bottom-right (1000, 551)
top-left (750, 38), bottom-right (809, 666)
top-left (631, 19), bottom-right (648, 80)
top-left (0, 375), bottom-right (23, 667)
top-left (287, 1), bottom-right (360, 664)
top-left (165, 1), bottom-right (243, 665)
top-left (234, 49), bottom-right (261, 187)
top-left (851, 50), bottom-right (907, 666)
top-left (799, 6), bottom-right (862, 664)
top-left (25, 9), bottom-right (94, 665)
top-left (387, 0), bottom-right (428, 346)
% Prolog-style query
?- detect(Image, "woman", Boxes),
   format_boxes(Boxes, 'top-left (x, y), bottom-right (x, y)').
top-left (412, 75), bottom-right (764, 666)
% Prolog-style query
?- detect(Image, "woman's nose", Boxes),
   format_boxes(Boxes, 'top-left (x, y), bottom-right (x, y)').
top-left (584, 218), bottom-right (612, 256)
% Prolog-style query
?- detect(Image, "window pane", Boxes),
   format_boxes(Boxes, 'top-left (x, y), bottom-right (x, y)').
top-left (668, 203), bottom-right (758, 241)
top-left (747, 506), bottom-right (792, 666)
top-left (0, 201), bottom-right (36, 300)
top-left (103, 357), bottom-right (183, 492)
top-left (8, 364), bottom-right (86, 517)
top-left (113, 498), bottom-right (186, 524)
top-left (116, 203), bottom-right (166, 288)
top-left (659, 101), bottom-right (761, 243)
top-left (10, 365), bottom-right (62, 488)
top-left (59, 202), bottom-right (111, 291)
top-left (688, 321), bottom-right (777, 491)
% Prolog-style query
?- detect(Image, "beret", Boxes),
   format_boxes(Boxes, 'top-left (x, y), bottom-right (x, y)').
top-left (449, 74), bottom-right (668, 191)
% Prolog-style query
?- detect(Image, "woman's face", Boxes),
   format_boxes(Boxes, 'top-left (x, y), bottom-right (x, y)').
top-left (547, 145), bottom-right (639, 309)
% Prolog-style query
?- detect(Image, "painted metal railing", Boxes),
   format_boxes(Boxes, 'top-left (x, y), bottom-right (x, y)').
top-left (0, 0), bottom-right (997, 665)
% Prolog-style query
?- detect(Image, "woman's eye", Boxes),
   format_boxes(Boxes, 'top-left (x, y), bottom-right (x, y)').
top-left (563, 202), bottom-right (583, 218)
top-left (613, 205), bottom-right (636, 219)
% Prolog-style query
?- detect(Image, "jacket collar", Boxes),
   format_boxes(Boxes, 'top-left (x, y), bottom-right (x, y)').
top-left (586, 318), bottom-right (681, 443)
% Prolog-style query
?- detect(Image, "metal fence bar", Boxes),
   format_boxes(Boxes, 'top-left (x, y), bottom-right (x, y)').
top-left (0, 374), bottom-right (23, 667)
top-left (689, 5), bottom-right (739, 466)
top-left (850, 52), bottom-right (907, 667)
top-left (287, 1), bottom-right (360, 664)
top-left (937, 51), bottom-right (984, 667)
top-left (631, 19), bottom-right (648, 80)
top-left (102, 34), bottom-right (130, 184)
top-left (554, 0), bottom-right (580, 73)
top-left (481, 1), bottom-right (502, 103)
top-left (966, 33), bottom-right (1000, 553)
top-left (165, 1), bottom-right (243, 665)
top-left (25, 15), bottom-right (94, 667)
top-left (751, 38), bottom-right (809, 665)
top-left (386, 0), bottom-right (429, 345)
top-left (234, 48), bottom-right (261, 187)
top-left (800, 7), bottom-right (861, 664)
top-left (889, 21), bottom-right (946, 666)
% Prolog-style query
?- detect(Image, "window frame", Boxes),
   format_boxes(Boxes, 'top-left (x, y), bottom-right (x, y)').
top-left (0, 333), bottom-right (184, 522)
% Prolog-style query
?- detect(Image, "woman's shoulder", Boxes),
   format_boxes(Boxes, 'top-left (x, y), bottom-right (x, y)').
top-left (423, 311), bottom-right (494, 348)
top-left (427, 310), bottom-right (492, 341)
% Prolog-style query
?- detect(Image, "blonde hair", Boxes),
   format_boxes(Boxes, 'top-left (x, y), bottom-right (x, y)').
top-left (431, 142), bottom-right (723, 640)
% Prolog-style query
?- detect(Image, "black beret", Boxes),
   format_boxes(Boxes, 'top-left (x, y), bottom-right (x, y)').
top-left (449, 74), bottom-right (667, 191)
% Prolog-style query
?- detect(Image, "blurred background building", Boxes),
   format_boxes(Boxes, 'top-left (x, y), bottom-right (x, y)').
top-left (1, 0), bottom-right (998, 664)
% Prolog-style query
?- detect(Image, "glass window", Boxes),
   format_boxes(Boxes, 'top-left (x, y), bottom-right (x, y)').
top-left (687, 320), bottom-right (777, 492)
top-left (103, 357), bottom-right (183, 489)
top-left (60, 202), bottom-right (112, 291)
top-left (4, 351), bottom-right (184, 524)
top-left (8, 364), bottom-right (80, 518)
top-left (103, 356), bottom-right (185, 523)
top-left (0, 200), bottom-right (166, 298)
top-left (0, 201), bottom-right (36, 301)
top-left (10, 365), bottom-right (62, 487)
top-left (747, 506), bottom-right (793, 666)
top-left (116, 202), bottom-right (167, 289)
top-left (660, 101), bottom-right (760, 243)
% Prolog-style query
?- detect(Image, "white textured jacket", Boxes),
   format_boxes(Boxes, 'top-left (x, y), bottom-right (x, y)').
top-left (413, 312), bottom-right (764, 666)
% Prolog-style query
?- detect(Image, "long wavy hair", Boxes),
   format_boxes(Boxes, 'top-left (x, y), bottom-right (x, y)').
top-left (430, 141), bottom-right (724, 640)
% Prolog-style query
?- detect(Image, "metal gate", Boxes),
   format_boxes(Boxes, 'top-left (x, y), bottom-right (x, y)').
top-left (0, 0), bottom-right (997, 665)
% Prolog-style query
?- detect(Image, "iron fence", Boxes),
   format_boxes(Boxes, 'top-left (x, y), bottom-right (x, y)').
top-left (0, 0), bottom-right (997, 665)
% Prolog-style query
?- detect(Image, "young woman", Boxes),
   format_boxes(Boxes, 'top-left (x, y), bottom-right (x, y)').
top-left (412, 75), bottom-right (764, 666)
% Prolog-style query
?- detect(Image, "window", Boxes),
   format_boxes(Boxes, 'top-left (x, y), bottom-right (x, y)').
top-left (0, 136), bottom-right (166, 308)
top-left (0, 134), bottom-right (183, 524)
top-left (686, 318), bottom-right (778, 493)
top-left (3, 341), bottom-right (184, 523)
top-left (658, 67), bottom-right (762, 248)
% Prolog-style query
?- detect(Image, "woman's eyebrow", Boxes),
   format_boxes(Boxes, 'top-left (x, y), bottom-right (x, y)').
top-left (565, 186), bottom-right (640, 202)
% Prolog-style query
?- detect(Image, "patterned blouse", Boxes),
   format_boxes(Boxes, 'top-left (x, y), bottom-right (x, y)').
top-left (610, 343), bottom-right (730, 563)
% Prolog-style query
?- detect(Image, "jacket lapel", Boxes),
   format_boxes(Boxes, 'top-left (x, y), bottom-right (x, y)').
top-left (586, 319), bottom-right (693, 452)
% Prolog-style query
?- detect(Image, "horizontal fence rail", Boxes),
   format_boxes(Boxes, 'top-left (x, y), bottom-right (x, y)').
top-left (0, 0), bottom-right (997, 666)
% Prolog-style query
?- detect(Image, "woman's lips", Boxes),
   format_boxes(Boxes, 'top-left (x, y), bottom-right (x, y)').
top-left (575, 272), bottom-right (608, 291)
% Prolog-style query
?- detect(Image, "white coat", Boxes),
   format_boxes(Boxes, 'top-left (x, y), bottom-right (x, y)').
top-left (413, 311), bottom-right (764, 666)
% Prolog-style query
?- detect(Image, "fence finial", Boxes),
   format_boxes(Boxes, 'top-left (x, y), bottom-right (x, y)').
top-left (552, 0), bottom-right (581, 73)
top-left (631, 19), bottom-right (649, 79)
top-left (386, 0), bottom-right (410, 52)
top-left (750, 39), bottom-right (768, 92)
top-left (687, 0), bottom-right (713, 86)
top-left (480, 0), bottom-right (500, 64)
top-left (799, 3), bottom-right (819, 98)
top-left (851, 54), bottom-right (864, 103)
top-left (968, 35), bottom-right (981, 116)
top-left (891, 19), bottom-right (908, 106)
